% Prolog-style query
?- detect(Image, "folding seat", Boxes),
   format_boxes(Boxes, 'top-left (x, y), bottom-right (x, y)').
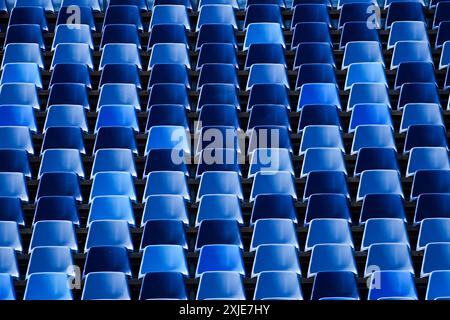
top-left (433, 2), bottom-right (450, 30)
top-left (361, 218), bottom-right (410, 250)
top-left (100, 24), bottom-right (141, 50)
top-left (426, 271), bottom-right (450, 300)
top-left (109, 0), bottom-right (149, 10)
top-left (357, 169), bottom-right (403, 201)
top-left (197, 271), bottom-right (245, 300)
top-left (414, 194), bottom-right (450, 224)
top-left (387, 22), bottom-right (428, 50)
top-left (251, 219), bottom-right (299, 252)
top-left (248, 126), bottom-right (292, 154)
top-left (56, 7), bottom-right (96, 32)
top-left (26, 246), bottom-right (75, 278)
top-left (148, 24), bottom-right (189, 50)
top-left (197, 171), bottom-right (242, 201)
top-left (93, 127), bottom-right (137, 155)
top-left (292, 4), bottom-right (331, 28)
top-left (139, 245), bottom-right (188, 278)
top-left (301, 148), bottom-right (346, 178)
top-left (197, 43), bottom-right (238, 71)
top-left (244, 4), bottom-right (283, 29)
top-left (99, 64), bottom-right (141, 88)
top-left (139, 272), bottom-right (187, 300)
top-left (291, 22), bottom-right (332, 50)
top-left (338, 3), bottom-right (380, 29)
top-left (251, 194), bottom-right (297, 225)
top-left (243, 23), bottom-right (285, 51)
top-left (47, 83), bottom-right (90, 111)
top-left (196, 4), bottom-right (237, 31)
top-left (0, 221), bottom-right (22, 252)
top-left (60, 0), bottom-right (102, 11)
top-left (349, 104), bottom-right (393, 133)
top-left (365, 243), bottom-right (414, 278)
top-left (411, 170), bottom-right (450, 201)
top-left (148, 84), bottom-right (190, 110)
top-left (51, 43), bottom-right (93, 71)
top-left (148, 64), bottom-right (190, 89)
top-left (340, 22), bottom-right (380, 49)
top-left (52, 25), bottom-right (94, 51)
top-left (294, 43), bottom-right (335, 69)
top-left (354, 147), bottom-right (399, 176)
top-left (197, 64), bottom-right (239, 90)
top-left (308, 244), bottom-right (357, 277)
top-left (248, 148), bottom-right (294, 177)
top-left (196, 148), bottom-right (240, 178)
top-left (33, 196), bottom-right (79, 226)
top-left (50, 64), bottom-right (92, 89)
top-left (0, 173), bottom-right (28, 202)
top-left (297, 83), bottom-right (341, 111)
top-left (197, 104), bottom-right (239, 131)
top-left (360, 194), bottom-right (406, 224)
top-left (82, 272), bottom-right (130, 300)
top-left (247, 84), bottom-right (290, 111)
top-left (29, 221), bottom-right (77, 252)
top-left (0, 84), bottom-right (39, 111)
top-left (95, 106), bottom-right (139, 134)
top-left (196, 244), bottom-right (244, 277)
top-left (252, 244), bottom-right (301, 277)
top-left (141, 220), bottom-right (187, 250)
top-left (295, 63), bottom-right (337, 89)
top-left (304, 171), bottom-right (350, 201)
top-left (300, 125), bottom-right (344, 155)
top-left (197, 84), bottom-right (239, 111)
top-left (0, 126), bottom-right (33, 155)
top-left (36, 172), bottom-right (81, 203)
top-left (385, 2), bottom-right (425, 29)
top-left (41, 127), bottom-right (85, 154)
top-left (196, 24), bottom-right (237, 51)
top-left (305, 218), bottom-right (353, 251)
top-left (2, 44), bottom-right (43, 70)
top-left (404, 125), bottom-right (448, 154)
top-left (0, 274), bottom-right (15, 300)
top-left (311, 271), bottom-right (359, 300)
top-left (84, 246), bottom-right (131, 277)
top-left (351, 125), bottom-right (396, 155)
top-left (142, 195), bottom-right (188, 226)
top-left (145, 125), bottom-right (190, 155)
top-left (44, 105), bottom-right (88, 133)
top-left (436, 22), bottom-right (450, 48)
top-left (91, 149), bottom-right (136, 178)
top-left (298, 105), bottom-right (341, 132)
top-left (85, 220), bottom-right (133, 252)
top-left (103, 5), bottom-right (143, 31)
top-left (342, 41), bottom-right (384, 69)
top-left (149, 5), bottom-right (190, 31)
top-left (14, 0), bottom-right (55, 11)
top-left (196, 219), bottom-right (242, 251)
top-left (250, 171), bottom-right (297, 202)
top-left (0, 197), bottom-right (25, 226)
top-left (144, 149), bottom-right (189, 178)
top-left (417, 218), bottom-right (450, 251)
top-left (148, 44), bottom-right (190, 70)
top-left (196, 195), bottom-right (242, 226)
top-left (0, 105), bottom-right (37, 134)
top-left (394, 62), bottom-right (436, 90)
top-left (98, 84), bottom-right (140, 111)
top-left (246, 44), bottom-right (286, 71)
top-left (38, 149), bottom-right (84, 179)
top-left (344, 63), bottom-right (387, 90)
top-left (89, 172), bottom-right (136, 203)
top-left (24, 273), bottom-right (73, 300)
top-left (348, 83), bottom-right (390, 110)
top-left (305, 194), bottom-right (351, 225)
top-left (196, 126), bottom-right (240, 154)
top-left (407, 147), bottom-right (449, 177)
top-left (254, 271), bottom-right (302, 300)
top-left (246, 64), bottom-right (289, 90)
top-left (422, 243), bottom-right (450, 277)
top-left (143, 171), bottom-right (190, 202)
top-left (10, 7), bottom-right (48, 32)
top-left (4, 25), bottom-right (45, 51)
top-left (0, 63), bottom-right (42, 89)
top-left (88, 195), bottom-right (135, 226)
top-left (0, 247), bottom-right (18, 278)
top-left (401, 104), bottom-right (444, 134)
top-left (199, 0), bottom-right (239, 8)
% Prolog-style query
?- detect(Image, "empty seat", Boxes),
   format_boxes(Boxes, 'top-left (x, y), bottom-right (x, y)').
top-left (141, 220), bottom-right (187, 250)
top-left (0, 197), bottom-right (25, 226)
top-left (196, 244), bottom-right (244, 277)
top-left (395, 62), bottom-right (436, 90)
top-left (15, 0), bottom-right (54, 11)
top-left (50, 64), bottom-right (92, 89)
top-left (0, 83), bottom-right (39, 110)
top-left (295, 63), bottom-right (336, 90)
top-left (349, 104), bottom-right (393, 133)
top-left (196, 125), bottom-right (238, 151)
top-left (297, 83), bottom-right (341, 111)
top-left (93, 127), bottom-right (137, 154)
top-left (412, 170), bottom-right (450, 201)
top-left (10, 7), bottom-right (48, 31)
top-left (292, 4), bottom-right (331, 28)
top-left (385, 2), bottom-right (425, 29)
top-left (2, 44), bottom-right (43, 70)
top-left (342, 41), bottom-right (384, 69)
top-left (27, 246), bottom-right (74, 278)
top-left (99, 64), bottom-right (141, 88)
top-left (298, 105), bottom-right (341, 132)
top-left (36, 172), bottom-right (81, 203)
top-left (361, 218), bottom-right (409, 250)
top-left (197, 104), bottom-right (239, 131)
top-left (391, 41), bottom-right (433, 70)
top-left (103, 5), bottom-right (143, 31)
top-left (0, 126), bottom-right (33, 154)
top-left (91, 149), bottom-right (136, 178)
top-left (52, 24), bottom-right (94, 50)
top-left (251, 194), bottom-right (297, 225)
top-left (139, 272), bottom-right (187, 300)
top-left (345, 63), bottom-right (387, 90)
top-left (248, 125), bottom-right (292, 154)
top-left (148, 64), bottom-right (190, 89)
top-left (52, 43), bottom-right (93, 70)
top-left (247, 83), bottom-right (289, 111)
top-left (308, 244), bottom-right (357, 277)
top-left (88, 196), bottom-right (135, 226)
top-left (250, 171), bottom-right (296, 202)
top-left (150, 5), bottom-right (190, 31)
top-left (85, 220), bottom-right (133, 252)
top-left (300, 125), bottom-right (344, 155)
top-left (148, 24), bottom-right (189, 50)
top-left (0, 274), bottom-right (15, 300)
top-left (196, 148), bottom-right (240, 178)
top-left (404, 125), bottom-right (448, 154)
top-left (197, 43), bottom-right (238, 70)
top-left (398, 83), bottom-right (440, 109)
top-left (47, 83), bottom-right (90, 110)
top-left (254, 271), bottom-right (303, 300)
top-left (195, 219), bottom-right (241, 251)
top-left (98, 84), bottom-right (140, 111)
top-left (143, 171), bottom-right (190, 202)
top-left (144, 148), bottom-right (189, 178)
top-left (33, 196), bottom-right (79, 226)
top-left (0, 222), bottom-right (22, 252)
top-left (197, 171), bottom-right (242, 201)
top-left (41, 127), bottom-right (85, 154)
top-left (305, 194), bottom-right (351, 225)
top-left (199, 0), bottom-right (239, 8)
top-left (196, 195), bottom-right (242, 226)
top-left (248, 148), bottom-right (294, 177)
top-left (109, 0), bottom-right (149, 10)
top-left (196, 4), bottom-right (237, 31)
top-left (388, 21), bottom-right (428, 49)
top-left (139, 245), bottom-right (188, 278)
top-left (197, 84), bottom-right (239, 110)
top-left (56, 7), bottom-right (96, 32)
top-left (357, 170), bottom-right (403, 201)
top-left (252, 244), bottom-right (301, 277)
top-left (38, 149), bottom-right (84, 178)
top-left (145, 125), bottom-right (189, 155)
top-left (414, 194), bottom-right (450, 224)
top-left (60, 0), bottom-right (101, 11)
top-left (340, 22), bottom-right (379, 49)
top-left (311, 271), bottom-right (359, 300)
top-left (407, 147), bottom-right (449, 177)
top-left (149, 43), bottom-right (190, 70)
top-left (197, 64), bottom-right (239, 89)
top-left (243, 23), bottom-right (285, 51)
top-left (338, 3), bottom-right (380, 29)
top-left (0, 63), bottom-right (42, 89)
top-left (29, 221), bottom-right (77, 252)
top-left (291, 22), bottom-right (331, 50)
top-left (245, 43), bottom-right (286, 70)
top-left (418, 218), bottom-right (450, 251)
top-left (294, 43), bottom-right (335, 69)
top-left (422, 243), bottom-right (450, 277)
top-left (368, 271), bottom-right (417, 300)
top-left (100, 24), bottom-right (141, 49)
top-left (426, 271), bottom-right (450, 300)
top-left (197, 271), bottom-right (245, 300)
top-left (436, 21), bottom-right (450, 48)
top-left (301, 148), bottom-right (346, 178)
top-left (352, 125), bottom-right (396, 155)
top-left (251, 219), bottom-right (298, 252)
top-left (4, 25), bottom-right (45, 50)
top-left (196, 24), bottom-right (236, 50)
top-left (360, 194), bottom-right (406, 224)
top-left (354, 147), bottom-right (399, 176)
top-left (142, 195), bottom-right (188, 226)
top-left (24, 273), bottom-right (72, 300)
top-left (247, 64), bottom-right (289, 90)
top-left (0, 173), bottom-right (28, 202)
top-left (304, 171), bottom-right (349, 201)
top-left (0, 247), bottom-right (18, 278)
top-left (148, 83), bottom-right (190, 110)
top-left (348, 83), bottom-right (390, 110)
top-left (90, 172), bottom-right (136, 203)
top-left (365, 243), bottom-right (414, 277)
top-left (44, 105), bottom-right (88, 133)
top-left (433, 1), bottom-right (450, 29)
top-left (305, 219), bottom-right (353, 251)
top-left (95, 106), bottom-right (138, 134)
top-left (0, 105), bottom-right (37, 133)
top-left (82, 272), bottom-right (130, 300)
top-left (400, 103), bottom-right (444, 133)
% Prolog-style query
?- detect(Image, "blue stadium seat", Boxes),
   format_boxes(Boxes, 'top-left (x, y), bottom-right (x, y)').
top-left (407, 147), bottom-right (449, 177)
top-left (52, 43), bottom-right (93, 70)
top-left (248, 84), bottom-right (290, 111)
top-left (298, 105), bottom-right (341, 132)
top-left (149, 5), bottom-right (190, 31)
top-left (252, 244), bottom-right (301, 277)
top-left (197, 104), bottom-right (239, 131)
top-left (0, 197), bottom-right (25, 226)
top-left (337, 0), bottom-right (374, 8)
top-left (145, 125), bottom-right (189, 155)
top-left (245, 44), bottom-right (286, 70)
top-left (248, 125), bottom-right (292, 154)
top-left (351, 125), bottom-right (396, 155)
top-left (385, 2), bottom-right (425, 29)
top-left (50, 64), bottom-right (92, 88)
top-left (304, 171), bottom-right (349, 201)
top-left (82, 272), bottom-right (130, 300)
top-left (422, 243), bottom-right (450, 277)
top-left (295, 63), bottom-right (337, 89)
top-left (197, 271), bottom-right (245, 300)
top-left (293, 0), bottom-right (331, 6)
top-left (143, 171), bottom-right (190, 202)
top-left (197, 4), bottom-right (237, 31)
top-left (384, 0), bottom-right (425, 7)
top-left (404, 125), bottom-right (448, 154)
top-left (357, 170), bottom-right (403, 201)
top-left (301, 148), bottom-right (346, 178)
top-left (0, 247), bottom-right (18, 278)
top-left (139, 272), bottom-right (187, 300)
top-left (197, 171), bottom-right (242, 201)
top-left (92, 149), bottom-right (136, 177)
top-left (44, 105), bottom-right (88, 133)
top-left (0, 105), bottom-right (37, 134)
top-left (27, 246), bottom-right (75, 278)
top-left (139, 245), bottom-right (188, 278)
top-left (365, 243), bottom-right (414, 277)
top-left (250, 171), bottom-right (296, 202)
top-left (305, 219), bottom-right (353, 251)
top-left (338, 3), bottom-right (380, 29)
top-left (199, 0), bottom-right (239, 8)
top-left (411, 170), bottom-right (450, 201)
top-left (251, 194), bottom-right (297, 225)
top-left (152, 0), bottom-right (193, 9)
top-left (100, 24), bottom-right (141, 49)
top-left (0, 221), bottom-right (22, 252)
top-left (148, 24), bottom-right (189, 50)
top-left (388, 21), bottom-right (428, 49)
top-left (251, 219), bottom-right (299, 251)
top-left (52, 25), bottom-right (94, 51)
top-left (292, 4), bottom-right (331, 28)
top-left (197, 84), bottom-right (239, 111)
top-left (85, 220), bottom-right (133, 252)
top-left (41, 127), bottom-right (85, 154)
top-left (196, 125), bottom-right (240, 154)
top-left (311, 271), bottom-right (359, 300)
top-left (2, 44), bottom-right (43, 70)
top-left (4, 25), bottom-right (45, 51)
top-left (196, 219), bottom-right (242, 251)
top-left (247, 64), bottom-right (289, 90)
top-left (248, 148), bottom-right (294, 177)
top-left (142, 195), bottom-right (189, 226)
top-left (103, 5), bottom-right (143, 31)
top-left (401, 104), bottom-right (444, 133)
top-left (340, 22), bottom-right (380, 49)
top-left (244, 4), bottom-right (283, 29)
top-left (417, 218), bottom-right (450, 251)
top-left (342, 41), bottom-right (384, 69)
top-left (99, 64), bottom-right (141, 88)
top-left (29, 221), bottom-right (77, 252)
top-left (243, 23), bottom-right (285, 50)
top-left (196, 244), bottom-right (244, 277)
top-left (149, 64), bottom-right (190, 89)
top-left (198, 43), bottom-right (238, 70)
top-left (14, 0), bottom-right (55, 11)
top-left (24, 273), bottom-right (72, 300)
top-left (109, 0), bottom-right (148, 10)
top-left (0, 173), bottom-right (28, 202)
top-left (36, 172), bottom-right (81, 202)
top-left (48, 83), bottom-right (90, 111)
top-left (98, 84), bottom-right (140, 111)
top-left (297, 83), bottom-right (341, 111)
top-left (348, 83), bottom-right (390, 110)
top-left (395, 62), bottom-right (436, 90)
top-left (56, 7), bottom-right (96, 32)
top-left (60, 0), bottom-right (101, 11)
top-left (305, 194), bottom-right (351, 225)
top-left (149, 43), bottom-right (190, 70)
top-left (360, 194), bottom-right (406, 224)
top-left (294, 43), bottom-right (335, 69)
top-left (84, 246), bottom-right (132, 277)
top-left (10, 7), bottom-right (48, 32)
top-left (148, 84), bottom-right (190, 110)
top-left (436, 21), bottom-right (450, 48)
top-left (196, 24), bottom-right (237, 50)
top-left (300, 125), bottom-right (344, 154)
top-left (433, 2), bottom-right (450, 30)
top-left (392, 41), bottom-right (433, 70)
top-left (90, 172), bottom-right (136, 202)
top-left (254, 271), bottom-right (303, 300)
top-left (291, 22), bottom-right (331, 50)
top-left (345, 62), bottom-right (387, 90)
top-left (88, 196), bottom-right (135, 226)
top-left (0, 63), bottom-right (42, 89)
top-left (354, 147), bottom-right (399, 176)
top-left (398, 83), bottom-right (440, 110)
top-left (96, 106), bottom-right (138, 133)
top-left (308, 244), bottom-right (357, 277)
top-left (196, 194), bottom-right (243, 226)
top-left (198, 63), bottom-right (239, 89)
top-left (426, 271), bottom-right (450, 300)
top-left (141, 220), bottom-right (187, 250)
top-left (0, 127), bottom-right (33, 154)
top-left (361, 218), bottom-right (410, 250)
top-left (93, 127), bottom-right (137, 154)
top-left (415, 192), bottom-right (448, 230)
top-left (34, 196), bottom-right (79, 226)
top-left (39, 149), bottom-right (84, 179)
top-left (0, 84), bottom-right (39, 110)
top-left (144, 149), bottom-right (189, 178)
top-left (349, 104), bottom-right (393, 133)
top-left (196, 148), bottom-right (240, 178)
top-left (0, 274), bottom-right (15, 300)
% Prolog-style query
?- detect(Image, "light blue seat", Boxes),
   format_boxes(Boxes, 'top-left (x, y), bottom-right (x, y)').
top-left (251, 219), bottom-right (299, 252)
top-left (2, 44), bottom-right (43, 70)
top-left (142, 195), bottom-right (189, 226)
top-left (407, 147), bottom-right (449, 177)
top-left (354, 147), bottom-right (399, 176)
top-left (44, 105), bottom-right (87, 133)
top-left (311, 271), bottom-right (359, 300)
top-left (308, 244), bottom-right (357, 277)
top-left (391, 41), bottom-right (432, 69)
top-left (0, 274), bottom-right (15, 300)
top-left (361, 218), bottom-right (409, 250)
top-left (33, 196), bottom-right (79, 226)
top-left (4, 24), bottom-right (45, 51)
top-left (197, 272), bottom-right (245, 300)
top-left (0, 127), bottom-right (33, 154)
top-left (297, 83), bottom-right (341, 111)
top-left (404, 125), bottom-right (448, 154)
top-left (88, 196), bottom-right (135, 227)
top-left (0, 222), bottom-right (22, 252)
top-left (196, 4), bottom-right (237, 31)
top-left (0, 247), bottom-right (18, 278)
top-left (95, 106), bottom-right (139, 133)
top-left (0, 63), bottom-right (42, 89)
top-left (301, 148), bottom-right (346, 178)
top-left (352, 125), bottom-right (396, 155)
top-left (0, 83), bottom-right (40, 110)
top-left (342, 41), bottom-right (384, 70)
top-left (51, 43), bottom-right (93, 70)
top-left (98, 84), bottom-right (140, 111)
top-left (0, 173), bottom-right (28, 203)
top-left (143, 171), bottom-right (190, 202)
top-left (29, 221), bottom-right (77, 252)
top-left (305, 194), bottom-right (351, 225)
top-left (304, 171), bottom-right (350, 201)
top-left (198, 171), bottom-right (243, 202)
top-left (91, 149), bottom-right (136, 178)
top-left (305, 219), bottom-right (353, 251)
top-left (82, 272), bottom-right (131, 300)
top-left (418, 218), bottom-right (450, 251)
top-left (421, 243), bottom-right (450, 277)
top-left (243, 23), bottom-right (285, 51)
top-left (300, 125), bottom-right (344, 155)
top-left (344, 62), bottom-right (387, 90)
top-left (39, 149), bottom-right (84, 179)
top-left (365, 243), bottom-right (414, 278)
top-left (250, 171), bottom-right (296, 202)
top-left (148, 43), bottom-right (191, 70)
top-left (398, 83), bottom-right (440, 110)
top-left (400, 103), bottom-right (443, 133)
top-left (196, 194), bottom-right (243, 226)
top-left (368, 271), bottom-right (417, 300)
top-left (349, 104), bottom-right (393, 133)
top-left (254, 271), bottom-right (303, 300)
top-left (414, 194), bottom-right (450, 224)
top-left (24, 273), bottom-right (73, 300)
top-left (251, 194), bottom-right (297, 225)
top-left (85, 220), bottom-right (133, 252)
top-left (52, 24), bottom-right (94, 51)
top-left (246, 64), bottom-right (289, 90)
top-left (248, 148), bottom-right (294, 178)
top-left (90, 172), bottom-right (136, 203)
top-left (426, 271), bottom-right (450, 300)
top-left (26, 247), bottom-right (75, 278)
top-left (145, 125), bottom-right (190, 156)
top-left (357, 169), bottom-right (403, 201)
top-left (0, 105), bottom-right (37, 133)
top-left (340, 21), bottom-right (380, 49)
top-left (252, 244), bottom-right (301, 278)
top-left (196, 244), bottom-right (244, 277)
top-left (348, 83), bottom-right (390, 110)
top-left (149, 5), bottom-right (190, 31)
